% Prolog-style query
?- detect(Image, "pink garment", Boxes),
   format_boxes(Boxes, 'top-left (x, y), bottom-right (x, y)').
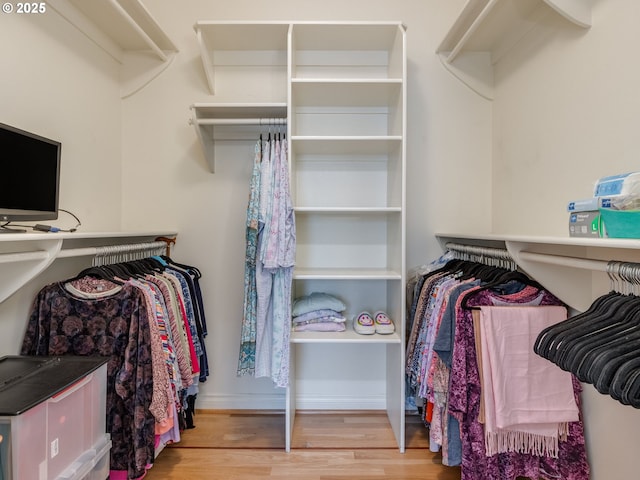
top-left (478, 306), bottom-right (579, 458)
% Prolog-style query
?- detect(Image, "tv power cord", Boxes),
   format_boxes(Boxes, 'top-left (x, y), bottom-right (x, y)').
top-left (4, 208), bottom-right (82, 233)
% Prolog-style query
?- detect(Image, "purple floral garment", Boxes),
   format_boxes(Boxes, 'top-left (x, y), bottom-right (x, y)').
top-left (21, 282), bottom-right (155, 480)
top-left (448, 285), bottom-right (590, 480)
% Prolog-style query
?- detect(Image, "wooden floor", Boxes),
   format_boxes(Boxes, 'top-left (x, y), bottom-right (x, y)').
top-left (143, 411), bottom-right (462, 480)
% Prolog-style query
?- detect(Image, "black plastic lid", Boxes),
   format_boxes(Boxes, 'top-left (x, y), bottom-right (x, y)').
top-left (0, 355), bottom-right (107, 415)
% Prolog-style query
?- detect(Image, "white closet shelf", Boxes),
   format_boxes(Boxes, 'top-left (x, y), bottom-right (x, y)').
top-left (48, 0), bottom-right (178, 97)
top-left (0, 231), bottom-right (177, 304)
top-left (435, 232), bottom-right (640, 311)
top-left (49, 0), bottom-right (177, 61)
top-left (293, 267), bottom-right (402, 280)
top-left (294, 207), bottom-right (401, 213)
top-left (436, 0), bottom-right (591, 99)
top-left (291, 137), bottom-right (402, 155)
top-left (191, 103), bottom-right (288, 173)
top-left (291, 327), bottom-right (401, 344)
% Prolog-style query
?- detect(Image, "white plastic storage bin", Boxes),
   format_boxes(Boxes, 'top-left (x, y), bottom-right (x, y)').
top-left (0, 356), bottom-right (108, 480)
top-left (57, 435), bottom-right (111, 480)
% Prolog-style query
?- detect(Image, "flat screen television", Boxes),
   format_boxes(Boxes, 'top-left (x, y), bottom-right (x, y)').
top-left (0, 123), bottom-right (61, 232)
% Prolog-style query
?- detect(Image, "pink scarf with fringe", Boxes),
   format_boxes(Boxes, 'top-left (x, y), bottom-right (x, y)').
top-left (478, 305), bottom-right (579, 458)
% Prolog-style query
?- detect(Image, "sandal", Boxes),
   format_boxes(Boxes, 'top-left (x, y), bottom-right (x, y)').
top-left (373, 311), bottom-right (395, 335)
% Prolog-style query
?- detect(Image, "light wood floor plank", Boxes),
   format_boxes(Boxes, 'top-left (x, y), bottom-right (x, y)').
top-left (142, 411), bottom-right (462, 480)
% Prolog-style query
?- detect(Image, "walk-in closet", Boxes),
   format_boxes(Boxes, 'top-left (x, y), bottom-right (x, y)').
top-left (1, 0), bottom-right (639, 479)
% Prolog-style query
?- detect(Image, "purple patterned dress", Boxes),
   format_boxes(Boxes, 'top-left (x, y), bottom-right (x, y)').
top-left (21, 282), bottom-right (155, 479)
top-left (448, 285), bottom-right (590, 480)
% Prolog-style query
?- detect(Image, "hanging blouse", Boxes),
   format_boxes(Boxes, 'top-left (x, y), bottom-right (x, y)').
top-left (21, 283), bottom-right (156, 479)
top-left (238, 141), bottom-right (262, 377)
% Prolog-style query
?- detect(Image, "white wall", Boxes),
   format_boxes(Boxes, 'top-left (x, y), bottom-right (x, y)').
top-left (119, 0), bottom-right (492, 409)
top-left (0, 9), bottom-right (123, 354)
top-left (493, 0), bottom-right (639, 236)
top-left (491, 1), bottom-right (640, 479)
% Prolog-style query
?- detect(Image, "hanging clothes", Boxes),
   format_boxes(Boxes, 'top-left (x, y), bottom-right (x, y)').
top-left (238, 133), bottom-right (295, 388)
top-left (237, 141), bottom-right (262, 377)
top-left (21, 255), bottom-right (208, 480)
top-left (406, 253), bottom-right (590, 480)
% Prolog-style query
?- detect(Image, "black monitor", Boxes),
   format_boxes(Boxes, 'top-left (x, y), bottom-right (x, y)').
top-left (0, 123), bottom-right (61, 233)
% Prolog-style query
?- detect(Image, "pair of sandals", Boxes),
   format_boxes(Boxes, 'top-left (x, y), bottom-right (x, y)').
top-left (354, 311), bottom-right (395, 335)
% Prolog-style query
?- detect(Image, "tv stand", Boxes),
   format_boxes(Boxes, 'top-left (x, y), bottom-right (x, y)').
top-left (0, 226), bottom-right (27, 233)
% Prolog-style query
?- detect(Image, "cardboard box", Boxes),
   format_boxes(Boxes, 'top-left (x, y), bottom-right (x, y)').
top-left (569, 211), bottom-right (601, 237)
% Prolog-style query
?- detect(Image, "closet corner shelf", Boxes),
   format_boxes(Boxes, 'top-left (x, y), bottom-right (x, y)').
top-left (436, 0), bottom-right (591, 99)
top-left (47, 0), bottom-right (178, 98)
top-left (190, 103), bottom-right (288, 173)
top-left (0, 230), bottom-right (177, 304)
top-left (435, 232), bottom-right (640, 311)
top-left (48, 0), bottom-right (178, 62)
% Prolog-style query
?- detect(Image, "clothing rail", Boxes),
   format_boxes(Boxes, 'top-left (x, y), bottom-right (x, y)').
top-left (0, 239), bottom-right (174, 266)
top-left (517, 251), bottom-right (609, 272)
top-left (0, 234), bottom-right (176, 304)
top-left (519, 251), bottom-right (640, 287)
top-left (195, 117), bottom-right (287, 126)
top-left (69, 240), bottom-right (168, 266)
top-left (445, 241), bottom-right (517, 269)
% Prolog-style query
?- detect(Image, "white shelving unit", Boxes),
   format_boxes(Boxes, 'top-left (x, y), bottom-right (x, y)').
top-left (436, 0), bottom-right (592, 98)
top-left (0, 231), bottom-right (177, 304)
top-left (192, 21), bottom-right (406, 452)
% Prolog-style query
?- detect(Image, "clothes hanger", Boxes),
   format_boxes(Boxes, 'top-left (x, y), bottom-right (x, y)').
top-left (459, 267), bottom-right (545, 310)
top-left (551, 294), bottom-right (640, 370)
top-left (569, 305), bottom-right (640, 382)
top-left (592, 341), bottom-right (640, 395)
top-left (538, 262), bottom-right (640, 365)
top-left (533, 291), bottom-right (621, 360)
top-left (159, 255), bottom-right (202, 279)
top-left (66, 266), bottom-right (125, 286)
top-left (609, 356), bottom-right (640, 403)
top-left (568, 265), bottom-right (640, 384)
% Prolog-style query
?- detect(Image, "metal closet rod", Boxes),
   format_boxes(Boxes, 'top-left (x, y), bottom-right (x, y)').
top-left (0, 239), bottom-right (175, 265)
top-left (197, 117), bottom-right (287, 126)
top-left (519, 251), bottom-right (615, 273)
top-left (63, 240), bottom-right (168, 261)
top-left (445, 242), bottom-right (637, 274)
top-left (445, 242), bottom-right (513, 260)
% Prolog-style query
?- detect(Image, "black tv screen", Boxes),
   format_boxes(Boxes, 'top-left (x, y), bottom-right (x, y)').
top-left (0, 123), bottom-right (61, 223)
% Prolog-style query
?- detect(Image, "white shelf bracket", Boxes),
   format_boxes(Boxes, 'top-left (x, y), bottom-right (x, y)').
top-left (0, 239), bottom-right (62, 303)
top-left (543, 0), bottom-right (592, 28)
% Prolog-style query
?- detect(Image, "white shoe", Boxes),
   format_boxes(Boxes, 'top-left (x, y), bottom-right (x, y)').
top-left (354, 312), bottom-right (375, 335)
top-left (373, 311), bottom-right (395, 335)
